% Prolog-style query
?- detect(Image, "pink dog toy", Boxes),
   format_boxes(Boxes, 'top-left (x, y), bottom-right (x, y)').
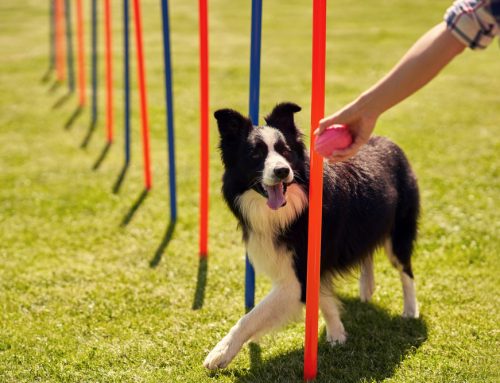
top-left (314, 124), bottom-right (352, 157)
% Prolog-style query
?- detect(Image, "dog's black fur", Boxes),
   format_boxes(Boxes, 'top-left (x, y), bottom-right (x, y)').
top-left (215, 102), bottom-right (419, 302)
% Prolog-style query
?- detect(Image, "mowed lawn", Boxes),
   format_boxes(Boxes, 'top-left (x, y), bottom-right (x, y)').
top-left (1, 0), bottom-right (499, 382)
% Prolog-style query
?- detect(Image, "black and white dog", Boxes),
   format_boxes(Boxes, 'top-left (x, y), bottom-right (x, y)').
top-left (204, 102), bottom-right (420, 370)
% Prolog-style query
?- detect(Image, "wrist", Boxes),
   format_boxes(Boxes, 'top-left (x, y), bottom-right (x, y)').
top-left (355, 92), bottom-right (382, 121)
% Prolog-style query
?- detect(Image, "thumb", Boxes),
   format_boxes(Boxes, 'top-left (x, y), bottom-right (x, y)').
top-left (317, 106), bottom-right (356, 135)
top-left (317, 114), bottom-right (338, 134)
top-left (315, 114), bottom-right (339, 136)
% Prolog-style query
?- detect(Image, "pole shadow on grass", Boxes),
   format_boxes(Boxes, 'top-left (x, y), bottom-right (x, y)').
top-left (41, 67), bottom-right (53, 83)
top-left (248, 342), bottom-right (262, 370)
top-left (226, 298), bottom-right (427, 383)
top-left (150, 220), bottom-right (176, 268)
top-left (112, 162), bottom-right (130, 194)
top-left (64, 106), bottom-right (83, 130)
top-left (47, 79), bottom-right (62, 94)
top-left (120, 189), bottom-right (149, 227)
top-left (192, 256), bottom-right (208, 310)
top-left (52, 91), bottom-right (73, 109)
top-left (92, 142), bottom-right (112, 170)
top-left (80, 118), bottom-right (97, 149)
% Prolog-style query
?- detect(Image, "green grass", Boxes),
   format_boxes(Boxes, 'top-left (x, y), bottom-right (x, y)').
top-left (1, 0), bottom-right (499, 382)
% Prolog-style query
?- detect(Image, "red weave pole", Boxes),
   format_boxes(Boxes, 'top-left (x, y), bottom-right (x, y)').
top-left (104, 0), bottom-right (113, 143)
top-left (55, 0), bottom-right (66, 81)
top-left (76, 0), bottom-right (86, 106)
top-left (198, 0), bottom-right (209, 257)
top-left (132, 0), bottom-right (152, 190)
top-left (304, 0), bottom-right (327, 380)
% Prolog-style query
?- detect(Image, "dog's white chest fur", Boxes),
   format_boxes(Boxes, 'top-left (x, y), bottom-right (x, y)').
top-left (246, 232), bottom-right (292, 282)
top-left (236, 184), bottom-right (308, 283)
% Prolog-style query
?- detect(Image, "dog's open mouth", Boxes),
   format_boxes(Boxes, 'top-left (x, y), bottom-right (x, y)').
top-left (265, 183), bottom-right (287, 210)
top-left (255, 182), bottom-right (289, 210)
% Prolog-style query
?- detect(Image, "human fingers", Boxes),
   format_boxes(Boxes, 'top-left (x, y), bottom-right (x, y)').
top-left (315, 115), bottom-right (338, 136)
top-left (326, 149), bottom-right (356, 163)
top-left (326, 139), bottom-right (364, 163)
top-left (317, 101), bottom-right (362, 135)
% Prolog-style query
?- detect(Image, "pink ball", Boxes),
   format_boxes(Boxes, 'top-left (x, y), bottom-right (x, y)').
top-left (314, 124), bottom-right (352, 158)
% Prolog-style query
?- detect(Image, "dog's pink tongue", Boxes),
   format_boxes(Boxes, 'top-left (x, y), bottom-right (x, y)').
top-left (265, 183), bottom-right (285, 210)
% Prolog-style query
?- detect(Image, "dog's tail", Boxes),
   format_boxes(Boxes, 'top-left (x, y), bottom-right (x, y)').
top-left (391, 151), bottom-right (420, 278)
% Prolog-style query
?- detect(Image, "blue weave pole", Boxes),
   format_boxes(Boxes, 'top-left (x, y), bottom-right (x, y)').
top-left (91, 0), bottom-right (98, 124)
top-left (124, 0), bottom-right (131, 164)
top-left (49, 0), bottom-right (55, 71)
top-left (64, 0), bottom-right (75, 92)
top-left (160, 0), bottom-right (177, 222)
top-left (245, 0), bottom-right (263, 311)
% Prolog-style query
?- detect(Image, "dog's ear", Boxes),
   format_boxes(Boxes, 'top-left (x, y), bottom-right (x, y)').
top-left (264, 102), bottom-right (301, 136)
top-left (215, 109), bottom-right (253, 168)
top-left (265, 102), bottom-right (306, 159)
top-left (214, 109), bottom-right (252, 139)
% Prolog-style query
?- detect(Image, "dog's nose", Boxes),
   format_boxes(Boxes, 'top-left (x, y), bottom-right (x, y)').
top-left (274, 167), bottom-right (290, 179)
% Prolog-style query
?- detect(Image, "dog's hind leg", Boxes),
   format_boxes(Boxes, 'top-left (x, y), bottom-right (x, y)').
top-left (320, 279), bottom-right (347, 345)
top-left (385, 239), bottom-right (419, 318)
top-left (203, 278), bottom-right (302, 370)
top-left (359, 254), bottom-right (375, 302)
top-left (388, 164), bottom-right (420, 318)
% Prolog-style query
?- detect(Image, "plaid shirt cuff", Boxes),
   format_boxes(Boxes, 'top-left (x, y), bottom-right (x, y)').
top-left (444, 0), bottom-right (499, 49)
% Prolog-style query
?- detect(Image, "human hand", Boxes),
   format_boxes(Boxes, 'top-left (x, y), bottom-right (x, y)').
top-left (312, 23), bottom-right (466, 163)
top-left (314, 100), bottom-right (378, 163)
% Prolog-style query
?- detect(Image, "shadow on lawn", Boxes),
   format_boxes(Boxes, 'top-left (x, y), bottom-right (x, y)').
top-left (224, 298), bottom-right (427, 383)
top-left (112, 162), bottom-right (130, 194)
top-left (41, 67), bottom-right (53, 83)
top-left (120, 189), bottom-right (149, 227)
top-left (64, 106), bottom-right (83, 130)
top-left (92, 141), bottom-right (112, 170)
top-left (47, 79), bottom-right (62, 94)
top-left (80, 118), bottom-right (98, 149)
top-left (52, 91), bottom-right (73, 109)
top-left (192, 256), bottom-right (208, 310)
top-left (249, 342), bottom-right (262, 369)
top-left (150, 220), bottom-right (177, 268)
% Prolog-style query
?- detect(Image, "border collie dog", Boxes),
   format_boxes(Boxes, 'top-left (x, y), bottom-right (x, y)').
top-left (204, 102), bottom-right (420, 370)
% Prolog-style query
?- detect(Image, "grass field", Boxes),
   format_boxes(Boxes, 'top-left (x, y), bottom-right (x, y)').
top-left (1, 0), bottom-right (499, 382)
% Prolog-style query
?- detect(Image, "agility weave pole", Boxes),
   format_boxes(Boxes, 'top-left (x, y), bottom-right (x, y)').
top-left (48, 0), bottom-right (325, 377)
top-left (76, 0), bottom-right (86, 106)
top-left (132, 0), bottom-right (152, 190)
top-left (198, 0), bottom-right (209, 257)
top-left (245, 0), bottom-right (263, 310)
top-left (91, 0), bottom-right (98, 125)
top-left (160, 0), bottom-right (178, 222)
top-left (64, 0), bottom-right (75, 93)
top-left (303, 0), bottom-right (327, 380)
top-left (48, 0), bottom-right (56, 75)
top-left (55, 0), bottom-right (66, 82)
top-left (104, 0), bottom-right (114, 143)
top-left (124, 0), bottom-right (131, 165)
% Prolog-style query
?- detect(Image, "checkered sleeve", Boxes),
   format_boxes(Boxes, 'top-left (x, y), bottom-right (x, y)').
top-left (444, 0), bottom-right (499, 49)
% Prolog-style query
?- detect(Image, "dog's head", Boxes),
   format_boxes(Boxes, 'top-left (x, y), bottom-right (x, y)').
top-left (215, 102), bottom-right (306, 210)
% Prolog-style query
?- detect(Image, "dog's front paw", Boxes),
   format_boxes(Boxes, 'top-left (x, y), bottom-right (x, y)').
top-left (402, 305), bottom-right (419, 319)
top-left (326, 327), bottom-right (347, 346)
top-left (203, 337), bottom-right (239, 370)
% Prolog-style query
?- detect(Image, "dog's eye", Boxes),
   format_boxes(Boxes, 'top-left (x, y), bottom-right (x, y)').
top-left (277, 146), bottom-right (293, 161)
top-left (282, 149), bottom-right (293, 161)
top-left (275, 142), bottom-right (293, 161)
top-left (251, 147), bottom-right (266, 160)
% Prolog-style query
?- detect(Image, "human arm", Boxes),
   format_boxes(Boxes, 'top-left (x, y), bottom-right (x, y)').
top-left (317, 22), bottom-right (466, 162)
